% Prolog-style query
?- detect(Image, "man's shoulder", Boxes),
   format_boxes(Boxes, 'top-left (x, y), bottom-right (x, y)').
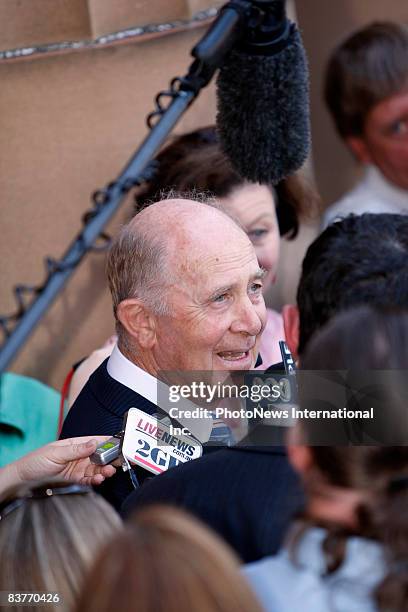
top-left (143, 444), bottom-right (286, 478)
top-left (322, 182), bottom-right (373, 227)
top-left (122, 445), bottom-right (291, 514)
top-left (122, 443), bottom-right (304, 564)
top-left (68, 358), bottom-right (123, 415)
top-left (60, 359), bottom-right (157, 438)
top-left (322, 169), bottom-right (406, 228)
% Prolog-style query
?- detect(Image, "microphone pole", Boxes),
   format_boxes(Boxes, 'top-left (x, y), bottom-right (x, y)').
top-left (0, 1), bottom-right (254, 373)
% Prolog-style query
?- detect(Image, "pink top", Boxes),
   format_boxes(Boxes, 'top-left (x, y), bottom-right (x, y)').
top-left (256, 308), bottom-right (285, 370)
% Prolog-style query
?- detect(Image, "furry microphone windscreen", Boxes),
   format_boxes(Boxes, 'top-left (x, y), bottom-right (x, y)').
top-left (216, 25), bottom-right (311, 185)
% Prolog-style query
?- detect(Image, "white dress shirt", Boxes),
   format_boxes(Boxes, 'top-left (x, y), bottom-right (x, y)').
top-left (322, 165), bottom-right (408, 229)
top-left (107, 344), bottom-right (213, 442)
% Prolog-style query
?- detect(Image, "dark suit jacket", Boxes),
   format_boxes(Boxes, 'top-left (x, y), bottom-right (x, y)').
top-left (60, 359), bottom-right (160, 510)
top-left (122, 443), bottom-right (305, 563)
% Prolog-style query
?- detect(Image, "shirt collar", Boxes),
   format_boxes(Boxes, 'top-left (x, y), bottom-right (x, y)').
top-left (107, 345), bottom-right (213, 442)
top-left (364, 165), bottom-right (408, 209)
top-left (107, 344), bottom-right (158, 404)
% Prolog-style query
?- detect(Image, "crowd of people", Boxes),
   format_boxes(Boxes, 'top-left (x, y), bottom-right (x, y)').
top-left (1, 18), bottom-right (408, 612)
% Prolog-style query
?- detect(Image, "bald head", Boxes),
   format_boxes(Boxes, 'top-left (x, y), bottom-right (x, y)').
top-left (130, 198), bottom-right (246, 250)
top-left (107, 197), bottom-right (251, 348)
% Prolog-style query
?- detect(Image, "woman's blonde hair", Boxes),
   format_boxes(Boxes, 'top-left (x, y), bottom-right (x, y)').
top-left (0, 479), bottom-right (122, 611)
top-left (76, 505), bottom-right (262, 612)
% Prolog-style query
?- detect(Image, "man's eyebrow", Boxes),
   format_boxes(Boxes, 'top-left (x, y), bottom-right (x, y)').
top-left (206, 284), bottom-right (233, 300)
top-left (206, 268), bottom-right (267, 299)
top-left (252, 268), bottom-right (267, 280)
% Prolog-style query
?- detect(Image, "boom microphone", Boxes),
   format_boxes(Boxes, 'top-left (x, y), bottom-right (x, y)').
top-left (215, 0), bottom-right (310, 185)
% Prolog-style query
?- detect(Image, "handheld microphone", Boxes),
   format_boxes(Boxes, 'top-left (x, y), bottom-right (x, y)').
top-left (121, 408), bottom-right (203, 475)
top-left (91, 433), bottom-right (122, 465)
top-left (215, 0), bottom-right (311, 185)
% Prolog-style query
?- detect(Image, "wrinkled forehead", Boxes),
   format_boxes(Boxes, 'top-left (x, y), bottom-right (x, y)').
top-left (168, 221), bottom-right (259, 286)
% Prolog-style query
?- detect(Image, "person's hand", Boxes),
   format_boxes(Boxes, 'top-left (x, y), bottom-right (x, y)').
top-left (2, 437), bottom-right (116, 491)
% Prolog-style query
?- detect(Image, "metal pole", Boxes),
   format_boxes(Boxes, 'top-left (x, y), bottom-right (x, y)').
top-left (0, 90), bottom-right (194, 372)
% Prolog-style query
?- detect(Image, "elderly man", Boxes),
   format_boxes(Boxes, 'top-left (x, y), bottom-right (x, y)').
top-left (60, 197), bottom-right (266, 507)
top-left (123, 213), bottom-right (408, 562)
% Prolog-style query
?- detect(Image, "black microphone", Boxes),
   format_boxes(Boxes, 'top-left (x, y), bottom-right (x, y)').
top-left (215, 0), bottom-right (310, 185)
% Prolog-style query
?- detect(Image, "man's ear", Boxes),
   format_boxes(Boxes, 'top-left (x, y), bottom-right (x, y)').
top-left (287, 443), bottom-right (313, 476)
top-left (116, 299), bottom-right (156, 349)
top-left (286, 425), bottom-right (313, 476)
top-left (282, 304), bottom-right (300, 361)
top-left (346, 136), bottom-right (372, 164)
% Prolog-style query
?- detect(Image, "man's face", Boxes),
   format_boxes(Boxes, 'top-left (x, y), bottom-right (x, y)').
top-left (152, 220), bottom-right (267, 374)
top-left (361, 90), bottom-right (408, 190)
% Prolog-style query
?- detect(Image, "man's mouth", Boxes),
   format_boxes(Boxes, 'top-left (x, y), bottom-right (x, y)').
top-left (217, 350), bottom-right (247, 361)
top-left (216, 349), bottom-right (253, 362)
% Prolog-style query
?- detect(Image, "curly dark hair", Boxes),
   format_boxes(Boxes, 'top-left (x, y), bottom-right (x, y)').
top-left (297, 213), bottom-right (408, 355)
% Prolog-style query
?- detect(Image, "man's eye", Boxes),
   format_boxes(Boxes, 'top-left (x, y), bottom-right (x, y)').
top-left (249, 283), bottom-right (263, 295)
top-left (389, 120), bottom-right (408, 136)
top-left (213, 293), bottom-right (228, 303)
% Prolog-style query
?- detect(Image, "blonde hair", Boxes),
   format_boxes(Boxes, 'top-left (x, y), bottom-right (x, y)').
top-left (76, 505), bottom-right (262, 612)
top-left (0, 480), bottom-right (122, 611)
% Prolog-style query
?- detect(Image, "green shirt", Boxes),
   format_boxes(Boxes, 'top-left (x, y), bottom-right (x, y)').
top-left (0, 373), bottom-right (60, 467)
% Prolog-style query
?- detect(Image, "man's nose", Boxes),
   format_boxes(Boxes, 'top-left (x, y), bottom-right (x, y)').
top-left (230, 296), bottom-right (264, 336)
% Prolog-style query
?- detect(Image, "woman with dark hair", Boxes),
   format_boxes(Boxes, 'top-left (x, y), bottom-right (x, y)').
top-left (134, 125), bottom-right (306, 240)
top-left (244, 306), bottom-right (408, 612)
top-left (68, 126), bottom-right (315, 406)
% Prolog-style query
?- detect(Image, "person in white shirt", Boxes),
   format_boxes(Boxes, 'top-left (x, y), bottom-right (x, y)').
top-left (322, 22), bottom-right (408, 228)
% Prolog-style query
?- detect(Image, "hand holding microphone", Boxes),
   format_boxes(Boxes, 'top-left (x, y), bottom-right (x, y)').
top-left (0, 436), bottom-right (117, 494)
